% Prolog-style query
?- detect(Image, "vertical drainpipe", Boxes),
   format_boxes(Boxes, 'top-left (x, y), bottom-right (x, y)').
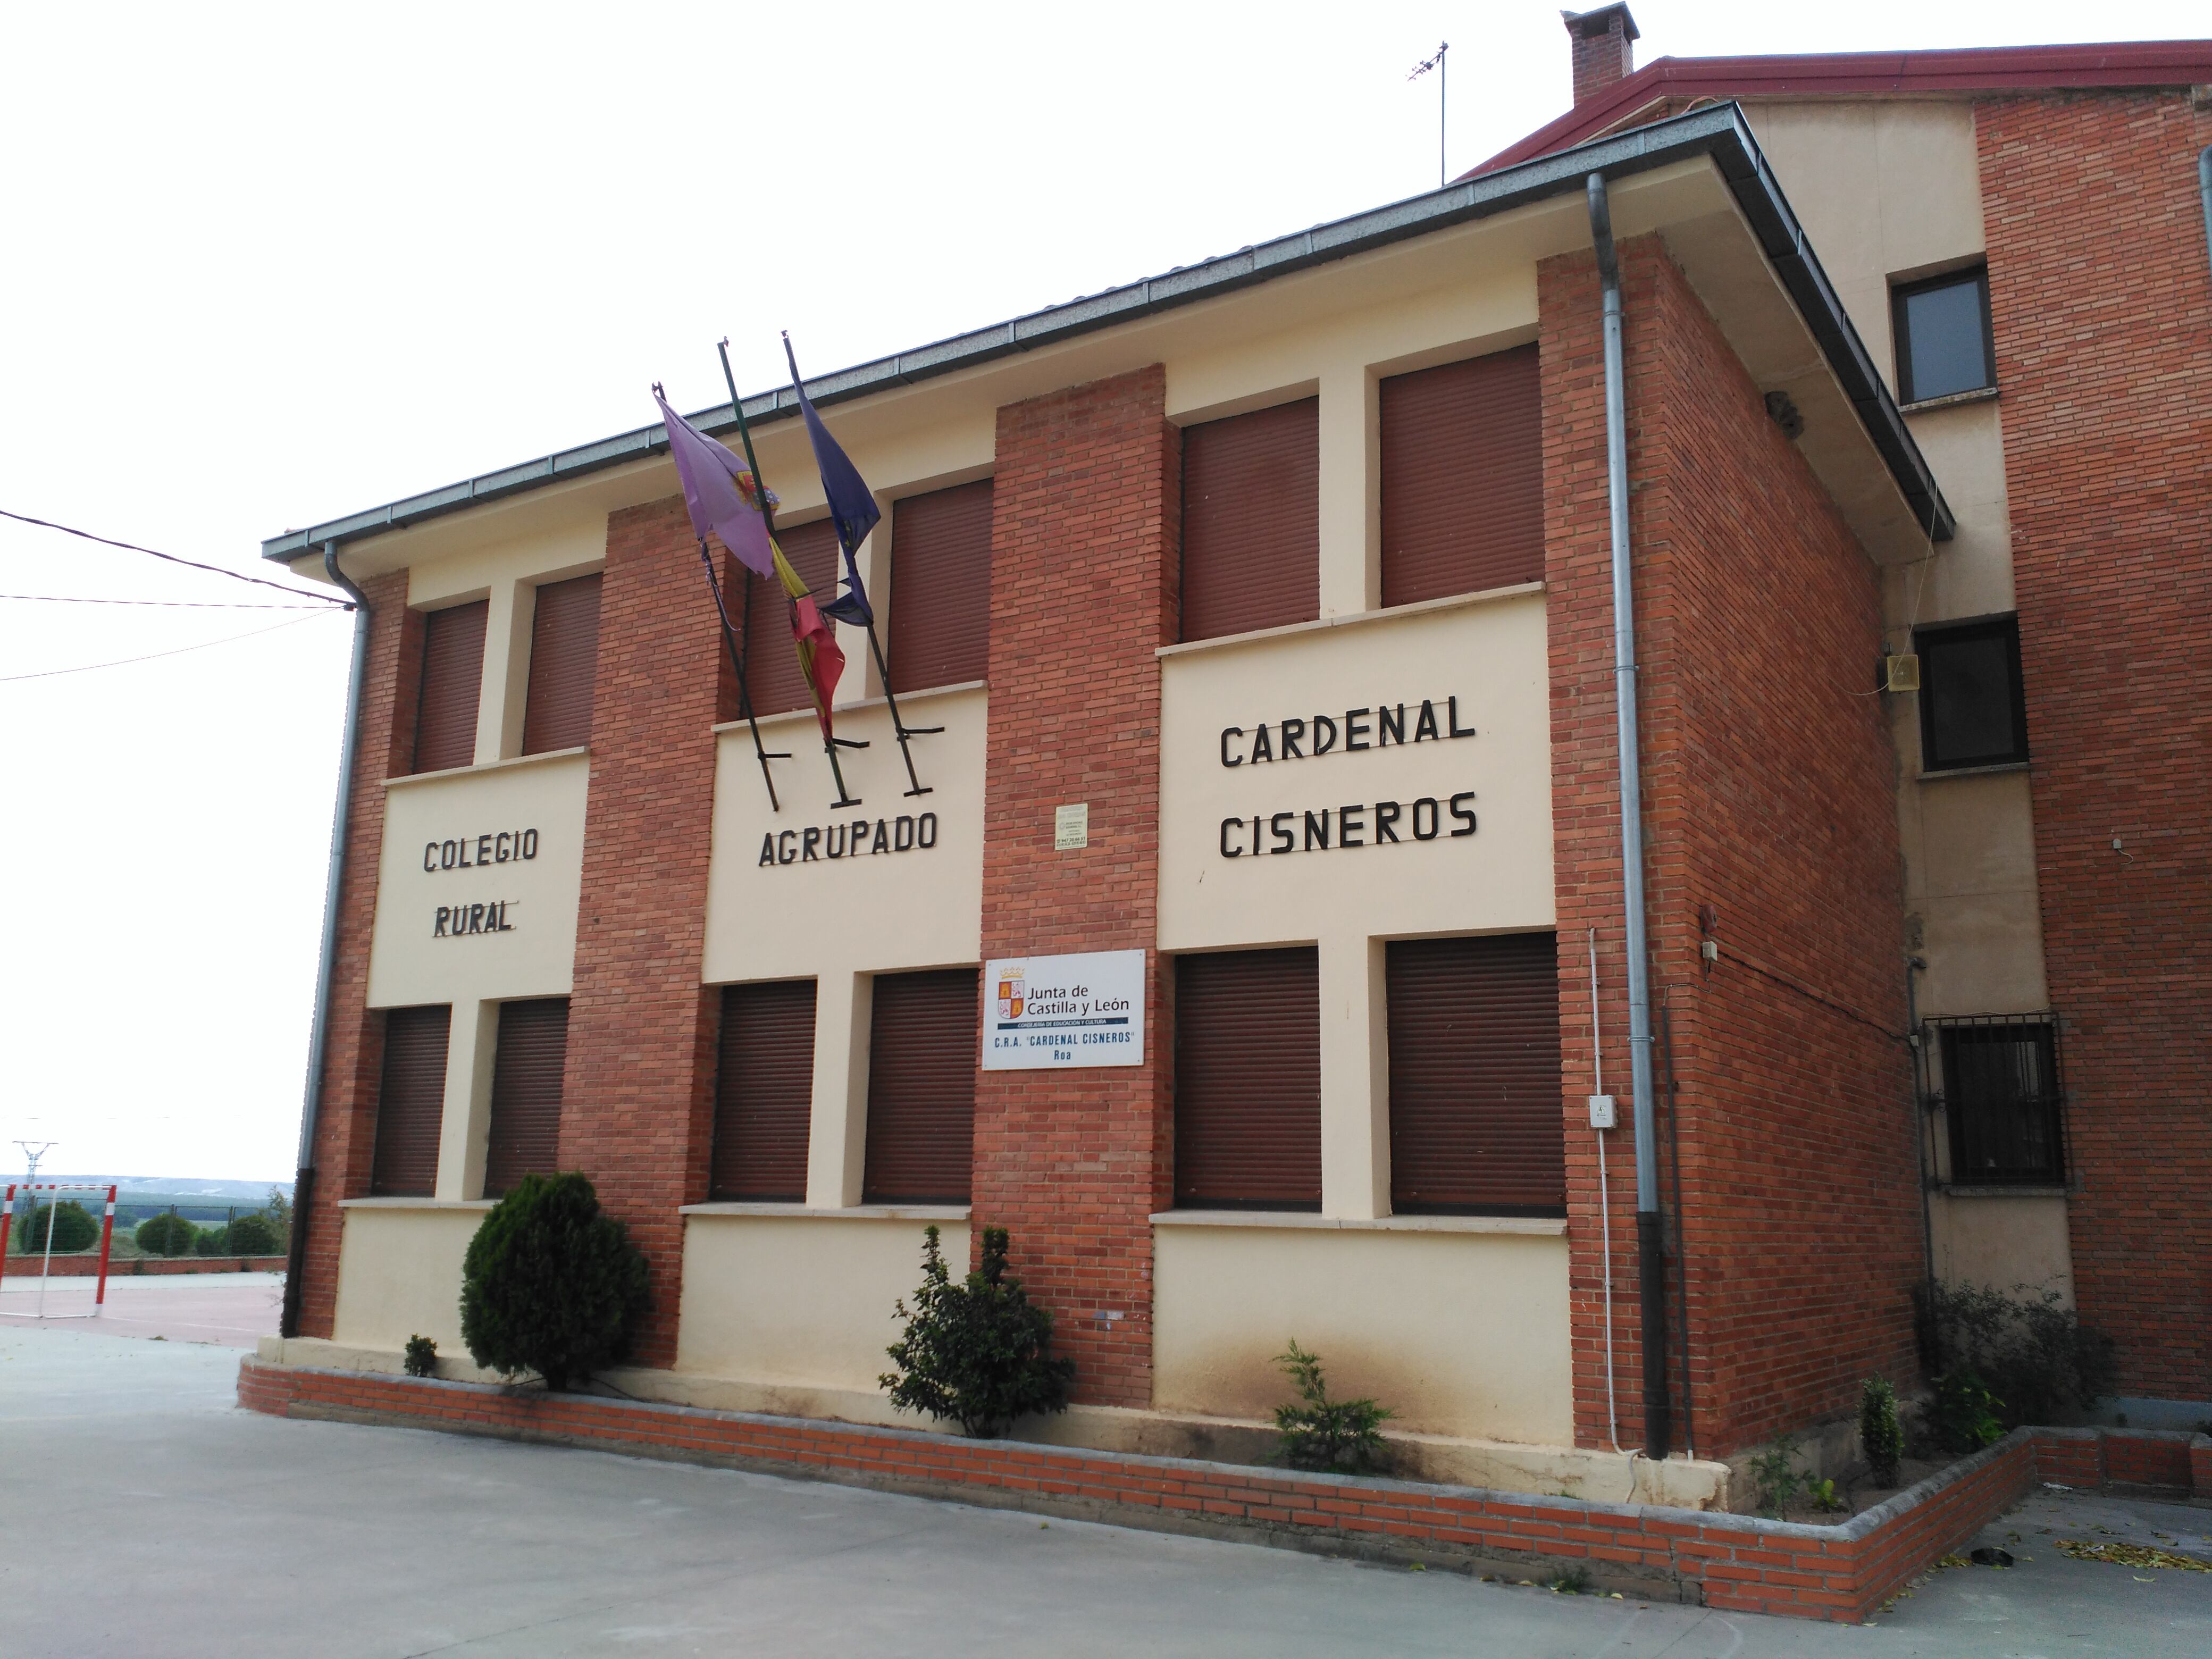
top-left (1587, 172), bottom-right (1672, 1462)
top-left (280, 542), bottom-right (372, 1340)
top-left (2200, 147), bottom-right (2212, 277)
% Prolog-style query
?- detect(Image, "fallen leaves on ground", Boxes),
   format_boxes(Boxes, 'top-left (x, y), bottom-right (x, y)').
top-left (2056, 1538), bottom-right (2212, 1572)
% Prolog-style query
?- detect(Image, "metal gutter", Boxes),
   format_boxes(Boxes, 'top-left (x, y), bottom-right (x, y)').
top-left (262, 103), bottom-right (1953, 563)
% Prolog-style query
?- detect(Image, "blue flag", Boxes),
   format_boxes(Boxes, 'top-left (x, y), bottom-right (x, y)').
top-left (784, 336), bottom-right (878, 628)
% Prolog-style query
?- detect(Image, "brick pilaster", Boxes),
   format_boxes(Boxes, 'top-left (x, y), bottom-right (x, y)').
top-left (972, 366), bottom-right (1179, 1409)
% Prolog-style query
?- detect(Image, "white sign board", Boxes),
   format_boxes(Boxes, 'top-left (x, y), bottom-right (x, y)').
top-left (982, 949), bottom-right (1145, 1069)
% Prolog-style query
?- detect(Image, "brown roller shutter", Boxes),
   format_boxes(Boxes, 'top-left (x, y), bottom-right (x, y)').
top-left (887, 479), bottom-right (993, 692)
top-left (1379, 345), bottom-right (1543, 608)
top-left (521, 573), bottom-right (601, 754)
top-left (413, 600), bottom-right (487, 774)
top-left (862, 968), bottom-right (978, 1205)
top-left (1173, 949), bottom-right (1321, 1209)
top-left (1387, 933), bottom-right (1563, 1215)
top-left (1180, 399), bottom-right (1319, 642)
top-left (742, 517), bottom-right (842, 717)
top-left (711, 979), bottom-right (817, 1202)
top-left (483, 998), bottom-right (569, 1197)
top-left (371, 1005), bottom-right (450, 1197)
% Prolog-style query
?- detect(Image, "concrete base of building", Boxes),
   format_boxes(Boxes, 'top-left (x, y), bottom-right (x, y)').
top-left (257, 1335), bottom-right (1731, 1509)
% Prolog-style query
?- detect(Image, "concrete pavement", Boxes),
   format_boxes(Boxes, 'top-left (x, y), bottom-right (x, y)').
top-left (0, 1268), bottom-right (281, 1346)
top-left (2, 1322), bottom-right (2209, 1657)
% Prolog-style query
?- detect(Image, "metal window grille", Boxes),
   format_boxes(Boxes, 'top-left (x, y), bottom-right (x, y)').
top-left (1924, 1014), bottom-right (2067, 1187)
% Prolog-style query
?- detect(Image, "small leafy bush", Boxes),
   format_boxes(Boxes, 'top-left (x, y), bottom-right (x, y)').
top-left (195, 1225), bottom-right (231, 1256)
top-left (227, 1212), bottom-right (281, 1256)
top-left (881, 1225), bottom-right (1074, 1438)
top-left (1860, 1376), bottom-right (1904, 1487)
top-left (1271, 1340), bottom-right (1393, 1473)
top-left (135, 1212), bottom-right (198, 1258)
top-left (459, 1174), bottom-right (649, 1392)
top-left (1914, 1280), bottom-right (2116, 1430)
top-left (1747, 1440), bottom-right (1803, 1517)
top-left (20, 1201), bottom-right (98, 1254)
top-left (1805, 1477), bottom-right (1847, 1514)
top-left (1932, 1370), bottom-right (2006, 1453)
top-left (404, 1335), bottom-right (438, 1378)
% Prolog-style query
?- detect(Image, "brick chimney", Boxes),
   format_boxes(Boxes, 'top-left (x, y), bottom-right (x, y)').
top-left (1564, 4), bottom-right (1639, 105)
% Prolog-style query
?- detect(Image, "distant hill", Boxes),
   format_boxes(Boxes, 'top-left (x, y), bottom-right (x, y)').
top-left (28, 1176), bottom-right (291, 1202)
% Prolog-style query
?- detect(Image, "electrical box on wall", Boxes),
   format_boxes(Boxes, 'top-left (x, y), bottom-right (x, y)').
top-left (1588, 1093), bottom-right (1617, 1129)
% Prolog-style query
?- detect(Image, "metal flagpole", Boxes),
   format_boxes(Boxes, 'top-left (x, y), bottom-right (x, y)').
top-left (655, 383), bottom-right (787, 811)
top-left (781, 332), bottom-right (940, 799)
top-left (716, 340), bottom-right (864, 810)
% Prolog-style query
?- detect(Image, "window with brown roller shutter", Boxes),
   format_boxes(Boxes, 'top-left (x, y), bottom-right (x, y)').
top-left (521, 573), bottom-right (601, 754)
top-left (413, 600), bottom-right (487, 773)
top-left (371, 1005), bottom-right (450, 1197)
top-left (1180, 399), bottom-right (1319, 643)
top-left (1387, 933), bottom-right (1563, 1216)
top-left (887, 479), bottom-right (992, 692)
top-left (1379, 345), bottom-right (1543, 608)
top-left (711, 980), bottom-right (816, 1202)
top-left (1172, 948), bottom-right (1321, 1209)
top-left (862, 968), bottom-right (977, 1205)
top-left (483, 998), bottom-right (569, 1198)
top-left (742, 517), bottom-right (842, 717)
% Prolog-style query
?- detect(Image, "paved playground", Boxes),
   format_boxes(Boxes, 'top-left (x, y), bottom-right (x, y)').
top-left (1, 1311), bottom-right (2207, 1656)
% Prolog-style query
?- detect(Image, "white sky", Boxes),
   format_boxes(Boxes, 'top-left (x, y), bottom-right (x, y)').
top-left (0, 2), bottom-right (2182, 1182)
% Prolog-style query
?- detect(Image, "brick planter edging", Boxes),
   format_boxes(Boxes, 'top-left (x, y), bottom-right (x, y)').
top-left (238, 1358), bottom-right (2178, 1621)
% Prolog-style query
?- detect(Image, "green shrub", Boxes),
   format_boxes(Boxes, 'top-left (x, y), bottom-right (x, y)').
top-left (135, 1212), bottom-right (198, 1258)
top-left (404, 1335), bottom-right (438, 1378)
top-left (1747, 1440), bottom-right (1803, 1517)
top-left (227, 1213), bottom-right (280, 1256)
top-left (1932, 1370), bottom-right (2006, 1453)
top-left (458, 1174), bottom-right (649, 1392)
top-left (881, 1225), bottom-right (1074, 1438)
top-left (1859, 1376), bottom-right (1904, 1487)
top-left (1914, 1280), bottom-right (2116, 1429)
top-left (1271, 1340), bottom-right (1393, 1473)
top-left (19, 1201), bottom-right (98, 1254)
top-left (195, 1225), bottom-right (230, 1256)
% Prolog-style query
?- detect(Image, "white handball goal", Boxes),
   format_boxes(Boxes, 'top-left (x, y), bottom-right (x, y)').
top-left (0, 1183), bottom-right (117, 1319)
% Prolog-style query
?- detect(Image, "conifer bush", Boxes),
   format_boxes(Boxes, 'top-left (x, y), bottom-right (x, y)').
top-left (458, 1174), bottom-right (649, 1392)
top-left (1271, 1340), bottom-right (1394, 1473)
top-left (1859, 1376), bottom-right (1904, 1487)
top-left (20, 1201), bottom-right (98, 1254)
top-left (134, 1212), bottom-right (197, 1258)
top-left (226, 1212), bottom-right (280, 1256)
top-left (880, 1225), bottom-right (1074, 1438)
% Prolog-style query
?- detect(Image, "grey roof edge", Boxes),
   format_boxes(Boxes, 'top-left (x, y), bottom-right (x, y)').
top-left (262, 103), bottom-right (1950, 562)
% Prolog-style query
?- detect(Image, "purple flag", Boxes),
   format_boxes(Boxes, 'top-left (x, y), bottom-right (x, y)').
top-left (652, 387), bottom-right (776, 579)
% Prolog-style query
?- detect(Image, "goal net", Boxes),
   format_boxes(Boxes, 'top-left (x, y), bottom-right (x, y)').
top-left (0, 1183), bottom-right (116, 1319)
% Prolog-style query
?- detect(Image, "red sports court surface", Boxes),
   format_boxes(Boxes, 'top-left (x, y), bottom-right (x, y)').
top-left (0, 1271), bottom-right (281, 1348)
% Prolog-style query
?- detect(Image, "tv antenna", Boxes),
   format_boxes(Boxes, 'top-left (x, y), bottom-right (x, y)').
top-left (1410, 41), bottom-right (1449, 188)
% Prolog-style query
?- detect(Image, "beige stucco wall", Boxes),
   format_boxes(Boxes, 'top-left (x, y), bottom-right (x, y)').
top-left (674, 1210), bottom-right (969, 1394)
top-left (329, 1201), bottom-right (487, 1353)
top-left (366, 750), bottom-right (588, 1010)
top-left (1152, 1220), bottom-right (1572, 1444)
top-left (1931, 1194), bottom-right (2075, 1304)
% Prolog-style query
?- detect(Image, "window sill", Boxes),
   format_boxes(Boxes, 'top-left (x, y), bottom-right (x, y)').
top-left (1156, 582), bottom-right (1544, 660)
top-left (710, 680), bottom-right (985, 737)
top-left (1899, 385), bottom-right (1999, 415)
top-left (1938, 1184), bottom-right (2068, 1200)
top-left (678, 1202), bottom-right (971, 1222)
top-left (338, 1197), bottom-right (497, 1211)
top-left (386, 746), bottom-right (588, 788)
top-left (1917, 760), bottom-right (2030, 782)
top-left (1149, 1209), bottom-right (1565, 1237)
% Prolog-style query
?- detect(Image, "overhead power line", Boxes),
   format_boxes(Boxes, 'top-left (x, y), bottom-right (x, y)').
top-left (1, 592), bottom-right (331, 609)
top-left (0, 508), bottom-right (350, 606)
top-left (0, 610), bottom-right (337, 684)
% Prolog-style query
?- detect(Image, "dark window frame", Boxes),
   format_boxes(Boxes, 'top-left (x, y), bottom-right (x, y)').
top-left (1929, 1015), bottom-right (2067, 1188)
top-left (1914, 614), bottom-right (2029, 772)
top-left (1171, 946), bottom-right (1323, 1212)
top-left (1892, 265), bottom-right (1996, 405)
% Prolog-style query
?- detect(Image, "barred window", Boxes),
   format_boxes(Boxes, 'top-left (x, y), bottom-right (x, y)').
top-left (1932, 1017), bottom-right (2065, 1187)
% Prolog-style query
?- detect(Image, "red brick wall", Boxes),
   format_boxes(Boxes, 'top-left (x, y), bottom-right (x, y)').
top-left (971, 367), bottom-right (1179, 1409)
top-left (558, 497), bottom-right (734, 1367)
top-left (1976, 90), bottom-right (2212, 1403)
top-left (297, 570), bottom-right (418, 1339)
top-left (1541, 239), bottom-right (1920, 1457)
